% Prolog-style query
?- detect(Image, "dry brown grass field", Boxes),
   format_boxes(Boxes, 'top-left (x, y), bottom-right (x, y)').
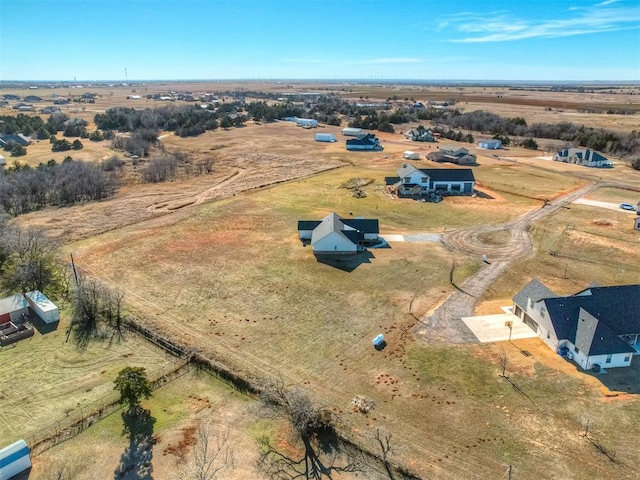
top-left (2, 81), bottom-right (640, 479)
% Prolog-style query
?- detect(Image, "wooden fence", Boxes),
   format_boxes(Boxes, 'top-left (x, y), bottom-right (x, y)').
top-left (27, 357), bottom-right (191, 455)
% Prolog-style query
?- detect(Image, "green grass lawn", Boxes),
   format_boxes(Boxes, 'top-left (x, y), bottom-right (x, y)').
top-left (0, 310), bottom-right (174, 445)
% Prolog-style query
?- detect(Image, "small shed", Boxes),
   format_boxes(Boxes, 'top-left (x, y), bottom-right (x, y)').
top-left (635, 216), bottom-right (640, 231)
top-left (315, 133), bottom-right (336, 142)
top-left (0, 294), bottom-right (29, 324)
top-left (296, 118), bottom-right (318, 127)
top-left (0, 154), bottom-right (5, 167)
top-left (25, 290), bottom-right (59, 324)
top-left (0, 439), bottom-right (31, 480)
top-left (478, 139), bottom-right (502, 149)
top-left (403, 151), bottom-right (420, 160)
top-left (341, 127), bottom-right (364, 137)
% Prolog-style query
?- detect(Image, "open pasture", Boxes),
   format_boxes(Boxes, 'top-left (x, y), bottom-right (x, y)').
top-left (65, 168), bottom-right (640, 478)
top-left (27, 371), bottom-right (263, 480)
top-left (0, 311), bottom-right (175, 446)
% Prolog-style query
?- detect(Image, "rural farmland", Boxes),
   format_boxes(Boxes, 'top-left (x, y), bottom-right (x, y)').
top-left (1, 78), bottom-right (639, 480)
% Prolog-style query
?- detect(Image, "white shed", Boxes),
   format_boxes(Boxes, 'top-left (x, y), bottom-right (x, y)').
top-left (25, 290), bottom-right (59, 324)
top-left (315, 133), bottom-right (336, 142)
top-left (403, 151), bottom-right (420, 160)
top-left (0, 439), bottom-right (31, 480)
top-left (0, 294), bottom-right (29, 324)
top-left (635, 216), bottom-right (640, 231)
top-left (0, 154), bottom-right (6, 167)
top-left (341, 127), bottom-right (364, 137)
top-left (478, 139), bottom-right (502, 149)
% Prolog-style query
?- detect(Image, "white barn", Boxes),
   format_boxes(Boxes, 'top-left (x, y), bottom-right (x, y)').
top-left (0, 439), bottom-right (31, 480)
top-left (477, 139), bottom-right (502, 149)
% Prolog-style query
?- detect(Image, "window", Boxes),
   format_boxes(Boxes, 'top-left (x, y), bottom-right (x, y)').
top-left (540, 307), bottom-right (546, 316)
top-left (605, 354), bottom-right (612, 364)
top-left (624, 355), bottom-right (631, 362)
top-left (575, 347), bottom-right (580, 354)
top-left (547, 331), bottom-right (550, 339)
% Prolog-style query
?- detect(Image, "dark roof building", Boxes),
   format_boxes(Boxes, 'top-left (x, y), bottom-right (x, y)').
top-left (297, 212), bottom-right (379, 254)
top-left (513, 280), bottom-right (640, 369)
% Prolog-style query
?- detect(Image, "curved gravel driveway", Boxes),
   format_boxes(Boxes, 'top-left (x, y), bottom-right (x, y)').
top-left (413, 182), bottom-right (600, 344)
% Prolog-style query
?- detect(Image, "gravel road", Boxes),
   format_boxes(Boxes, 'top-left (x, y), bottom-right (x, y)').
top-left (413, 182), bottom-right (600, 344)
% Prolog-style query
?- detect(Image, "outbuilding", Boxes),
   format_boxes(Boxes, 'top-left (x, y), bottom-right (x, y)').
top-left (341, 127), bottom-right (364, 137)
top-left (0, 154), bottom-right (6, 167)
top-left (315, 133), bottom-right (336, 142)
top-left (25, 290), bottom-right (59, 324)
top-left (477, 139), bottom-right (502, 149)
top-left (0, 439), bottom-right (32, 480)
top-left (403, 151), bottom-right (420, 160)
top-left (296, 118), bottom-right (318, 128)
top-left (634, 216), bottom-right (640, 231)
top-left (0, 294), bottom-right (29, 324)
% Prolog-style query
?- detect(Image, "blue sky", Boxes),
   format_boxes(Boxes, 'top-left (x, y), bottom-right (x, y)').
top-left (1, 0), bottom-right (639, 81)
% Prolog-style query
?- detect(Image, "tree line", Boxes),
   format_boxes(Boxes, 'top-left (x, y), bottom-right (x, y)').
top-left (0, 158), bottom-right (117, 215)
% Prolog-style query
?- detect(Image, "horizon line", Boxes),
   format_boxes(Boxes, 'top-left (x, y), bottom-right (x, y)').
top-left (1, 78), bottom-right (639, 85)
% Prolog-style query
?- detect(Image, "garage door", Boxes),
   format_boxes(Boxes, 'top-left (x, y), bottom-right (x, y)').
top-left (0, 312), bottom-right (11, 324)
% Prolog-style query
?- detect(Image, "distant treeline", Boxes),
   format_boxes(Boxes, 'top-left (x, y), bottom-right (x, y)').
top-left (0, 159), bottom-right (116, 215)
top-left (0, 113), bottom-right (88, 139)
top-left (94, 103), bottom-right (249, 138)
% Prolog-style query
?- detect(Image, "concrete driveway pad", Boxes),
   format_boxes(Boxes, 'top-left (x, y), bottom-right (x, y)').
top-left (462, 313), bottom-right (537, 343)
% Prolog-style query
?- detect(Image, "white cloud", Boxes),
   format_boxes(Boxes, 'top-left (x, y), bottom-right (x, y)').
top-left (448, 3), bottom-right (640, 43)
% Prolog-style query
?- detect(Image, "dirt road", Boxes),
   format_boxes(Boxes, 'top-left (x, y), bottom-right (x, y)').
top-left (413, 182), bottom-right (600, 344)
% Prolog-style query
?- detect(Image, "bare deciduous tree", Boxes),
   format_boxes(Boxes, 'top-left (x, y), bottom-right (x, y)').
top-left (178, 421), bottom-right (235, 480)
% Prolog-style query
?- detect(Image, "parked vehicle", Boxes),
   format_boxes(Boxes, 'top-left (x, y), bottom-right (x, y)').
top-left (619, 203), bottom-right (636, 211)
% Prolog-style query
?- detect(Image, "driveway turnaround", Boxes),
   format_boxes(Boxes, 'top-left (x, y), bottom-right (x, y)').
top-left (461, 313), bottom-right (537, 343)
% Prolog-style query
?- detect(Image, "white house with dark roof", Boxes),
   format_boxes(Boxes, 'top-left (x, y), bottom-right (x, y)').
top-left (552, 148), bottom-right (613, 168)
top-left (513, 280), bottom-right (640, 369)
top-left (297, 212), bottom-right (379, 254)
top-left (385, 163), bottom-right (475, 197)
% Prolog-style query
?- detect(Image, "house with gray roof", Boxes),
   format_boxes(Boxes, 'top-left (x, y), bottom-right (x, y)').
top-left (297, 212), bottom-right (379, 254)
top-left (385, 163), bottom-right (475, 197)
top-left (513, 280), bottom-right (640, 369)
top-left (427, 146), bottom-right (477, 165)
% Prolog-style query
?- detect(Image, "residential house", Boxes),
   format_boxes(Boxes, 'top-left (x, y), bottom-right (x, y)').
top-left (346, 134), bottom-right (383, 151)
top-left (552, 148), bottom-right (613, 168)
top-left (0, 133), bottom-right (32, 147)
top-left (513, 280), bottom-right (640, 369)
top-left (427, 145), bottom-right (477, 165)
top-left (404, 128), bottom-right (436, 142)
top-left (298, 212), bottom-right (379, 254)
top-left (385, 163), bottom-right (475, 197)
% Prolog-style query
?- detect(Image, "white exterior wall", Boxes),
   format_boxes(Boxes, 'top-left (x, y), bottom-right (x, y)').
top-left (312, 232), bottom-right (357, 253)
top-left (432, 181), bottom-right (471, 193)
top-left (525, 301), bottom-right (560, 352)
top-left (342, 128), bottom-right (364, 136)
top-left (363, 233), bottom-right (378, 241)
top-left (298, 230), bottom-right (314, 240)
top-left (25, 291), bottom-right (59, 324)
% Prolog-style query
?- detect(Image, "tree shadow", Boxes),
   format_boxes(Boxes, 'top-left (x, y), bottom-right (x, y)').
top-left (258, 426), bottom-right (365, 479)
top-left (314, 251), bottom-right (374, 272)
top-left (114, 407), bottom-right (156, 480)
